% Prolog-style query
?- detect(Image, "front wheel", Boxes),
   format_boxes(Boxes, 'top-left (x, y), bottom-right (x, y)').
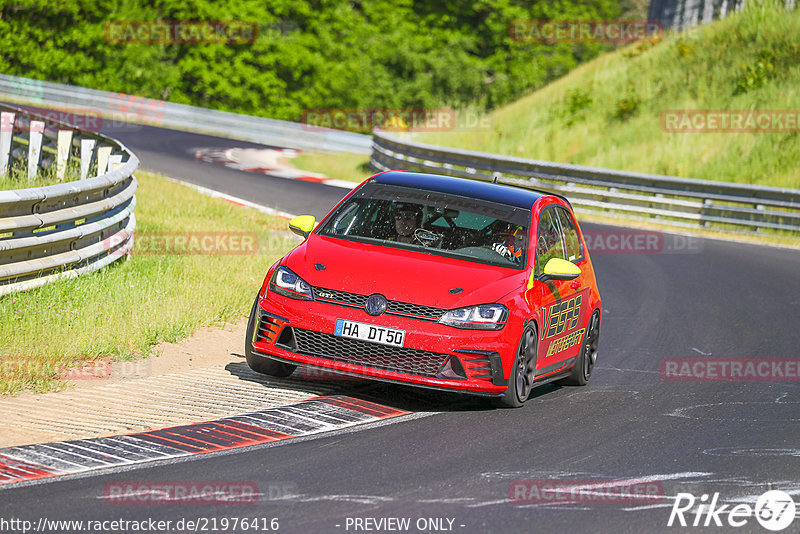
top-left (558, 310), bottom-right (600, 386)
top-left (244, 297), bottom-right (297, 377)
top-left (494, 322), bottom-right (538, 408)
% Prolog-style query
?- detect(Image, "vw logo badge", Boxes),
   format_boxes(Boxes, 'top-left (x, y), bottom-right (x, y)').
top-left (365, 294), bottom-right (388, 316)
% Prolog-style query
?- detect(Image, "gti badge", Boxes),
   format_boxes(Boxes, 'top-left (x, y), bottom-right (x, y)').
top-left (365, 294), bottom-right (388, 316)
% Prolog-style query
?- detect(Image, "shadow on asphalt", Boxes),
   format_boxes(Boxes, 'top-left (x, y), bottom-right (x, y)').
top-left (223, 360), bottom-right (566, 414)
top-left (223, 360), bottom-right (366, 391)
top-left (356, 381), bottom-right (563, 414)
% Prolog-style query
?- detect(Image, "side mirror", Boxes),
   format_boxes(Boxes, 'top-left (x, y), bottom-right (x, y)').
top-left (288, 215), bottom-right (316, 238)
top-left (539, 258), bottom-right (581, 282)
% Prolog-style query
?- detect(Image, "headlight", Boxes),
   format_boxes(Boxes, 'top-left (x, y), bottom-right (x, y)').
top-left (439, 304), bottom-right (508, 330)
top-left (270, 266), bottom-right (312, 300)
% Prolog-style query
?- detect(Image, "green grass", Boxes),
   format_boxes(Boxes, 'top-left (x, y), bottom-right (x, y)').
top-left (0, 133), bottom-right (89, 189)
top-left (415, 0), bottom-right (800, 189)
top-left (292, 152), bottom-right (375, 183)
top-left (0, 159), bottom-right (82, 190)
top-left (0, 171), bottom-right (297, 395)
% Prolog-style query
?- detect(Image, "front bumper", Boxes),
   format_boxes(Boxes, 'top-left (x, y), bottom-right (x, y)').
top-left (252, 292), bottom-right (517, 395)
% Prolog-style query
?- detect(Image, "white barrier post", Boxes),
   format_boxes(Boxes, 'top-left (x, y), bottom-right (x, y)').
top-left (0, 112), bottom-right (13, 176)
top-left (96, 146), bottom-right (112, 175)
top-left (80, 138), bottom-right (96, 179)
top-left (108, 154), bottom-right (123, 171)
top-left (56, 129), bottom-right (73, 181)
top-left (702, 0), bottom-right (714, 23)
top-left (27, 120), bottom-right (44, 181)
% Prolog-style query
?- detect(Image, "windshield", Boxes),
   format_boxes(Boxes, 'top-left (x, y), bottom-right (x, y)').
top-left (317, 183), bottom-right (530, 269)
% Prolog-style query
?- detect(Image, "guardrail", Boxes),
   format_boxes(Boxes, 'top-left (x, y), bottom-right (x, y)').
top-left (0, 103), bottom-right (138, 296)
top-left (370, 132), bottom-right (800, 235)
top-left (0, 73), bottom-right (372, 155)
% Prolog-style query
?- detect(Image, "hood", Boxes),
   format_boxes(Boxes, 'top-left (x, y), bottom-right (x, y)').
top-left (284, 235), bottom-right (525, 309)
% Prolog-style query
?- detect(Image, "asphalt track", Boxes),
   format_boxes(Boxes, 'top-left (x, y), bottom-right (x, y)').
top-left (105, 121), bottom-right (345, 219)
top-left (1, 120), bottom-right (799, 533)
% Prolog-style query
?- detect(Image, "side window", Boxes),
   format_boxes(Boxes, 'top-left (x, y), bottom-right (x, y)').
top-left (328, 202), bottom-right (360, 235)
top-left (325, 200), bottom-right (391, 238)
top-left (555, 207), bottom-right (584, 263)
top-left (535, 208), bottom-right (566, 276)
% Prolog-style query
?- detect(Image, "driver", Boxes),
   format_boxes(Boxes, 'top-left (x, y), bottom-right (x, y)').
top-left (391, 203), bottom-right (423, 244)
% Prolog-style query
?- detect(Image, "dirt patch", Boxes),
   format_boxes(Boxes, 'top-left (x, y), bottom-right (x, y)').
top-left (123, 317), bottom-right (250, 380)
top-left (39, 317), bottom-right (251, 393)
top-left (0, 317), bottom-right (347, 448)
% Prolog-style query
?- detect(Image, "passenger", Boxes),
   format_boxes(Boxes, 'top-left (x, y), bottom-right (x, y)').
top-left (495, 223), bottom-right (525, 263)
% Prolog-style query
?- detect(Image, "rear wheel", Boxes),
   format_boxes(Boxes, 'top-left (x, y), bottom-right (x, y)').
top-left (558, 310), bottom-right (600, 386)
top-left (244, 297), bottom-right (297, 377)
top-left (494, 323), bottom-right (538, 408)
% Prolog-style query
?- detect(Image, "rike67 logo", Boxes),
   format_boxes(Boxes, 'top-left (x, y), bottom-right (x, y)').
top-left (668, 490), bottom-right (796, 531)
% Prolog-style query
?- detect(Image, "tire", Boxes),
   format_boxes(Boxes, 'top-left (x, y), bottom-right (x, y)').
top-left (244, 297), bottom-right (297, 377)
top-left (558, 310), bottom-right (600, 386)
top-left (494, 322), bottom-right (538, 408)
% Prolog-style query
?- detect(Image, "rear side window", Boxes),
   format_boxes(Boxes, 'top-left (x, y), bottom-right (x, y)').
top-left (535, 208), bottom-right (566, 276)
top-left (555, 207), bottom-right (584, 263)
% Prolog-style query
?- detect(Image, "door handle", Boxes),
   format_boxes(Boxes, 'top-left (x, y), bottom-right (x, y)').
top-left (570, 281), bottom-right (581, 290)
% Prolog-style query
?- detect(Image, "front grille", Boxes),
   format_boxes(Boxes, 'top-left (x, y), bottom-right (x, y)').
top-left (312, 287), bottom-right (367, 307)
top-left (312, 287), bottom-right (446, 320)
top-left (290, 327), bottom-right (449, 378)
top-left (386, 300), bottom-right (446, 319)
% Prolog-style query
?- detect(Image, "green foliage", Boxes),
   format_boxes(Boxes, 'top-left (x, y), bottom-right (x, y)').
top-left (562, 88), bottom-right (593, 125)
top-left (734, 52), bottom-right (776, 95)
top-left (613, 89), bottom-right (640, 121)
top-left (0, 0), bottom-right (623, 120)
top-left (674, 37), bottom-right (694, 58)
top-left (623, 35), bottom-right (660, 58)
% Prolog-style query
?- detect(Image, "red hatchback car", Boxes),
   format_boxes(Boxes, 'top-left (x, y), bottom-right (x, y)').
top-left (246, 171), bottom-right (601, 407)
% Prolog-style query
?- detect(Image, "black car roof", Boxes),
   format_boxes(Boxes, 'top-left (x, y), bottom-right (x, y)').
top-left (371, 170), bottom-right (566, 210)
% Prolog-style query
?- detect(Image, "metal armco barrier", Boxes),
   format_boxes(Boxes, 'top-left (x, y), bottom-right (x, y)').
top-left (0, 73), bottom-right (372, 154)
top-left (0, 104), bottom-right (138, 296)
top-left (371, 132), bottom-right (800, 235)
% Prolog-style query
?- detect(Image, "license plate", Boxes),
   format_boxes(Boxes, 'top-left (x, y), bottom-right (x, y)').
top-left (334, 319), bottom-right (405, 347)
